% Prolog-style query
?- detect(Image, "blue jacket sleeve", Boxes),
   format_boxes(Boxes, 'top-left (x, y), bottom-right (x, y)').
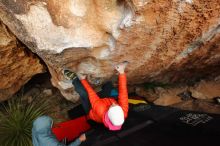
top-left (32, 116), bottom-right (82, 146)
top-left (68, 138), bottom-right (81, 146)
top-left (33, 133), bottom-right (82, 146)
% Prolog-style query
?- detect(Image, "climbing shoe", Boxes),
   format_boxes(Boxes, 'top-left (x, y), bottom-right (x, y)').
top-left (63, 69), bottom-right (77, 80)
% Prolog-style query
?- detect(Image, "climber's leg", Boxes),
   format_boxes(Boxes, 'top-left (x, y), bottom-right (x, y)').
top-left (72, 78), bottom-right (91, 114)
top-left (63, 69), bottom-right (91, 114)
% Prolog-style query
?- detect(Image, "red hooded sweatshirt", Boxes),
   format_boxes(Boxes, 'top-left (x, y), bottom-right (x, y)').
top-left (80, 73), bottom-right (128, 125)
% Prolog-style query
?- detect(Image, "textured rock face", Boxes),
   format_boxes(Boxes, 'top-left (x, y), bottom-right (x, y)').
top-left (190, 79), bottom-right (220, 100)
top-left (0, 21), bottom-right (44, 101)
top-left (0, 0), bottom-right (220, 101)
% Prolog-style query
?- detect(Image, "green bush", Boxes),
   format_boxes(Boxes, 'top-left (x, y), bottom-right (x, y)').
top-left (0, 95), bottom-right (53, 146)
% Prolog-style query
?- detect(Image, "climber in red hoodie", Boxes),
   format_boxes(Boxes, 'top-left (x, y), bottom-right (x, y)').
top-left (63, 61), bottom-right (129, 131)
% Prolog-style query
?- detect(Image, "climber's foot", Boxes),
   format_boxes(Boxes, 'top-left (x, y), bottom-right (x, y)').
top-left (63, 69), bottom-right (77, 80)
top-left (115, 61), bottom-right (129, 74)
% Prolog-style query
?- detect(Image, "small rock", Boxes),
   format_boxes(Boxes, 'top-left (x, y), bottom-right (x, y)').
top-left (135, 86), bottom-right (158, 102)
top-left (177, 90), bottom-right (193, 101)
top-left (60, 90), bottom-right (79, 102)
top-left (214, 97), bottom-right (220, 104)
top-left (190, 80), bottom-right (220, 99)
top-left (214, 75), bottom-right (220, 81)
top-left (153, 87), bottom-right (187, 106)
top-left (154, 95), bottom-right (182, 106)
top-left (58, 80), bottom-right (73, 90)
top-left (43, 89), bottom-right (53, 96)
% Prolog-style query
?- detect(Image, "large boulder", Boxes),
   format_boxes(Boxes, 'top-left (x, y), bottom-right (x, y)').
top-left (0, 0), bottom-right (220, 101)
top-left (0, 21), bottom-right (44, 101)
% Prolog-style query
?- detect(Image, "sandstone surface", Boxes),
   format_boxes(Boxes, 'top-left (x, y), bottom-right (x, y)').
top-left (0, 21), bottom-right (44, 101)
top-left (190, 79), bottom-right (220, 100)
top-left (1, 0), bottom-right (220, 101)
